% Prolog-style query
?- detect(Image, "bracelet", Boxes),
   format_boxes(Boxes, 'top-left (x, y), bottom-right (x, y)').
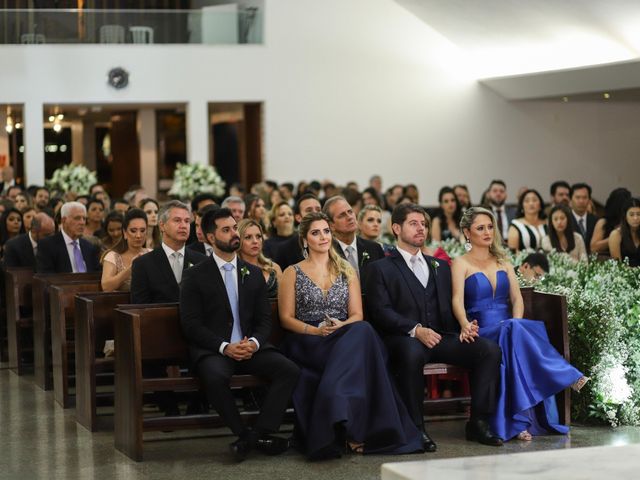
top-left (303, 324), bottom-right (308, 335)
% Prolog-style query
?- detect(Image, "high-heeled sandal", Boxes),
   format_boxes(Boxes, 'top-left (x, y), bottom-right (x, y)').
top-left (571, 376), bottom-right (590, 392)
top-left (517, 430), bottom-right (532, 441)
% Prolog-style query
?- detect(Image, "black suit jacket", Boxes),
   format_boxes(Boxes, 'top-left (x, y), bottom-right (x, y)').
top-left (333, 236), bottom-right (384, 287)
top-left (35, 231), bottom-right (101, 273)
top-left (130, 246), bottom-right (207, 304)
top-left (364, 249), bottom-right (459, 335)
top-left (180, 257), bottom-right (272, 366)
top-left (571, 213), bottom-right (598, 253)
top-left (3, 233), bottom-right (36, 269)
top-left (186, 241), bottom-right (207, 257)
top-left (272, 233), bottom-right (303, 270)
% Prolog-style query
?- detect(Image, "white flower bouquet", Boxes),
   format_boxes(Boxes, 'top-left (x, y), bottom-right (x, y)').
top-left (46, 164), bottom-right (97, 195)
top-left (168, 163), bottom-right (226, 199)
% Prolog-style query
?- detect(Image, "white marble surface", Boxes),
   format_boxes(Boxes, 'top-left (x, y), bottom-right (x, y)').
top-left (382, 444), bottom-right (640, 480)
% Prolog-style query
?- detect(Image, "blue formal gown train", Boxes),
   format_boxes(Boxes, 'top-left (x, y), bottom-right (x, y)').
top-left (464, 271), bottom-right (583, 441)
top-left (283, 266), bottom-right (422, 459)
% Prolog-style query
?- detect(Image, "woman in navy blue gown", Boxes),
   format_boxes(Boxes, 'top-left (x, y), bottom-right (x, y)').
top-left (278, 212), bottom-right (422, 459)
top-left (451, 207), bottom-right (588, 442)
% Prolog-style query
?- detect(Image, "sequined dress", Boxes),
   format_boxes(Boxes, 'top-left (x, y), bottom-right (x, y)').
top-left (283, 266), bottom-right (422, 459)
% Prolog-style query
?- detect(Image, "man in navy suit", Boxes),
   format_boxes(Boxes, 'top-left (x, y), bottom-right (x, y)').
top-left (365, 204), bottom-right (503, 450)
top-left (4, 213), bottom-right (55, 269)
top-left (569, 183), bottom-right (598, 253)
top-left (36, 202), bottom-right (101, 273)
top-left (180, 207), bottom-right (299, 461)
top-left (131, 200), bottom-right (207, 304)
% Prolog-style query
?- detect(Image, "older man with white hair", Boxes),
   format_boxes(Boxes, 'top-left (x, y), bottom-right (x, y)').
top-left (36, 201), bottom-right (101, 273)
top-left (221, 196), bottom-right (246, 223)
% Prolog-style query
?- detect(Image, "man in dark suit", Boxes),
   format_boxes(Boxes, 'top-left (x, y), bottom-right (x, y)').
top-left (131, 200), bottom-right (207, 304)
top-left (570, 182), bottom-right (598, 253)
top-left (484, 180), bottom-right (517, 242)
top-left (272, 194), bottom-right (322, 269)
top-left (365, 204), bottom-right (503, 450)
top-left (180, 207), bottom-right (299, 461)
top-left (4, 213), bottom-right (55, 269)
top-left (186, 204), bottom-right (219, 258)
top-left (322, 196), bottom-right (384, 285)
top-left (36, 202), bottom-right (101, 273)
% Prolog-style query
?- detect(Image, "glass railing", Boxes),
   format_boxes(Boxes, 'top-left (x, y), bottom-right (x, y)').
top-left (0, 8), bottom-right (263, 45)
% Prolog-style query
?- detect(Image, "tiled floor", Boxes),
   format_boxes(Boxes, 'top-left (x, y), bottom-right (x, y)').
top-left (2, 367), bottom-right (639, 480)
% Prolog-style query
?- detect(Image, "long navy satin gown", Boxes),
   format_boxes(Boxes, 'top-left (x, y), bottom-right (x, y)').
top-left (464, 271), bottom-right (583, 441)
top-left (283, 266), bottom-right (422, 459)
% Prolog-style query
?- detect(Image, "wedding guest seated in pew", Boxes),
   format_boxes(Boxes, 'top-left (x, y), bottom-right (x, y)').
top-left (431, 187), bottom-right (463, 243)
top-left (590, 187), bottom-right (631, 255)
top-left (357, 205), bottom-right (394, 254)
top-left (365, 204), bottom-right (503, 451)
top-left (139, 198), bottom-right (162, 250)
top-left (186, 204), bottom-right (219, 257)
top-left (36, 202), bottom-right (101, 273)
top-left (131, 200), bottom-right (206, 304)
top-left (0, 207), bottom-right (25, 258)
top-left (278, 212), bottom-right (422, 459)
top-left (237, 219), bottom-right (282, 299)
top-left (541, 205), bottom-right (587, 262)
top-left (180, 207), bottom-right (299, 461)
top-left (608, 197), bottom-right (640, 267)
top-left (98, 211), bottom-right (124, 252)
top-left (569, 183), bottom-right (598, 254)
top-left (273, 194), bottom-right (322, 270)
top-left (21, 207), bottom-right (37, 233)
top-left (452, 207), bottom-right (588, 442)
top-left (264, 201), bottom-right (295, 260)
top-left (100, 209), bottom-right (151, 292)
top-left (516, 253), bottom-right (549, 283)
top-left (507, 189), bottom-right (547, 253)
top-left (3, 213), bottom-right (55, 269)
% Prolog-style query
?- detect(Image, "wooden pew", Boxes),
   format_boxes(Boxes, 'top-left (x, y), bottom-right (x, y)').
top-left (75, 291), bottom-right (131, 431)
top-left (4, 267), bottom-right (35, 375)
top-left (32, 272), bottom-right (101, 390)
top-left (114, 303), bottom-right (277, 462)
top-left (50, 282), bottom-right (103, 408)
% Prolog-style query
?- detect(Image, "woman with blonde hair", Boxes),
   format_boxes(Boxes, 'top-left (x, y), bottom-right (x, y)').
top-left (451, 207), bottom-right (587, 442)
top-left (278, 212), bottom-right (422, 459)
top-left (237, 219), bottom-right (282, 298)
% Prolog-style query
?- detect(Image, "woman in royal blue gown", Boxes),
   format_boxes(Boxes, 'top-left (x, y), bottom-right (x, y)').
top-left (278, 212), bottom-right (423, 459)
top-left (451, 207), bottom-right (588, 442)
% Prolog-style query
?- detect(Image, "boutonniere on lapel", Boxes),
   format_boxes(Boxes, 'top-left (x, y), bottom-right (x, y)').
top-left (360, 251), bottom-right (370, 267)
top-left (240, 265), bottom-right (250, 284)
top-left (431, 259), bottom-right (440, 276)
top-left (186, 262), bottom-right (194, 269)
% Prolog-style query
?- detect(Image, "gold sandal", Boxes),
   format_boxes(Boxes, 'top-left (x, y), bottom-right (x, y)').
top-left (571, 376), bottom-right (590, 392)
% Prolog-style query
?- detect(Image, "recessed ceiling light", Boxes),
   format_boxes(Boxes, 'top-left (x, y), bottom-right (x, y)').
top-left (562, 96), bottom-right (569, 102)
top-left (603, 92), bottom-right (610, 99)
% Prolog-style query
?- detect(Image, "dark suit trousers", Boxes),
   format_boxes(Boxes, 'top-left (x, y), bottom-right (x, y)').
top-left (385, 334), bottom-right (501, 430)
top-left (197, 349), bottom-right (300, 435)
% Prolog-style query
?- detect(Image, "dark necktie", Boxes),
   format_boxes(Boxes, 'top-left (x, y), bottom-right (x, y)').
top-left (578, 218), bottom-right (586, 237)
top-left (496, 208), bottom-right (504, 238)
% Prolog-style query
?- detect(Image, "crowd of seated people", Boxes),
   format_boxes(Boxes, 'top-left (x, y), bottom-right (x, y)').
top-left (0, 167), bottom-right (637, 463)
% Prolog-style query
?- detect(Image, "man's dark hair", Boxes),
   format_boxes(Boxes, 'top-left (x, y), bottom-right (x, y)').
top-left (550, 180), bottom-right (570, 196)
top-left (112, 198), bottom-right (128, 207)
top-left (294, 193), bottom-right (320, 215)
top-left (489, 179), bottom-right (506, 189)
top-left (391, 203), bottom-right (429, 238)
top-left (280, 182), bottom-right (294, 193)
top-left (201, 207), bottom-right (234, 236)
top-left (341, 187), bottom-right (362, 208)
top-left (197, 203), bottom-right (220, 218)
top-left (35, 186), bottom-right (50, 195)
top-left (191, 193), bottom-right (217, 213)
top-left (265, 180), bottom-right (278, 191)
top-left (522, 253), bottom-right (549, 273)
top-left (89, 183), bottom-right (104, 195)
top-left (570, 182), bottom-right (592, 199)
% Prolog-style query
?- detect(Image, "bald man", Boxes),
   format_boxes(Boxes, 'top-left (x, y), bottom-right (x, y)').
top-left (3, 212), bottom-right (56, 269)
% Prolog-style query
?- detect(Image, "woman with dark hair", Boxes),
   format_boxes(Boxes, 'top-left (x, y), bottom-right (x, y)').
top-left (432, 187), bottom-right (463, 242)
top-left (0, 207), bottom-right (25, 258)
top-left (590, 188), bottom-right (632, 254)
top-left (244, 193), bottom-right (269, 235)
top-left (608, 197), bottom-right (640, 267)
top-left (21, 207), bottom-right (37, 232)
top-left (453, 184), bottom-right (472, 211)
top-left (278, 212), bottom-right (422, 459)
top-left (541, 205), bottom-right (587, 262)
top-left (86, 197), bottom-right (105, 236)
top-left (237, 219), bottom-right (282, 298)
top-left (100, 208), bottom-right (150, 292)
top-left (100, 210), bottom-right (124, 251)
top-left (507, 189), bottom-right (547, 252)
top-left (14, 192), bottom-right (32, 212)
top-left (139, 198), bottom-right (162, 249)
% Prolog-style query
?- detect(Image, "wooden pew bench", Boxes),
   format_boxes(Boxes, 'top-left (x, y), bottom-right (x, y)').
top-left (4, 267), bottom-right (35, 375)
top-left (32, 272), bottom-right (101, 390)
top-left (75, 291), bottom-right (131, 431)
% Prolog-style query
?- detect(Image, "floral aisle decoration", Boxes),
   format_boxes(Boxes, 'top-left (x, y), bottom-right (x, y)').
top-left (46, 164), bottom-right (97, 196)
top-left (168, 163), bottom-right (226, 200)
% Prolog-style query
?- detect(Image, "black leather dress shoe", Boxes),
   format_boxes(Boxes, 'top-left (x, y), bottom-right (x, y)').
top-left (465, 420), bottom-right (503, 447)
top-left (256, 435), bottom-right (290, 456)
top-left (421, 431), bottom-right (437, 452)
top-left (229, 429), bottom-right (258, 462)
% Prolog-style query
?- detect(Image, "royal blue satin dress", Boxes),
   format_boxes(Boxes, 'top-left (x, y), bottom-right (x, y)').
top-left (464, 271), bottom-right (583, 441)
top-left (283, 266), bottom-right (422, 459)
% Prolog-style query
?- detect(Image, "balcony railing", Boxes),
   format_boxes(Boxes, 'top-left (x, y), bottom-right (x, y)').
top-left (0, 7), bottom-right (263, 45)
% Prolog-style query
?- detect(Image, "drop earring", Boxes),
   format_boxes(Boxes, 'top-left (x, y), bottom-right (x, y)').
top-left (464, 238), bottom-right (472, 252)
top-left (302, 242), bottom-right (309, 259)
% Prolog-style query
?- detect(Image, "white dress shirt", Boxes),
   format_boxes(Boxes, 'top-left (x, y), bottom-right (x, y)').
top-left (211, 250), bottom-right (260, 355)
top-left (396, 246), bottom-right (430, 337)
top-left (29, 231), bottom-right (38, 254)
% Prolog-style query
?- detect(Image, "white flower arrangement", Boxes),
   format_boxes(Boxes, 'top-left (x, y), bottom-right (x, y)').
top-left (46, 164), bottom-right (97, 195)
top-left (168, 163), bottom-right (226, 199)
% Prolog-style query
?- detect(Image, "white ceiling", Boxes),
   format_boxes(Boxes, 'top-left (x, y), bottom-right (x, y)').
top-left (396, 0), bottom-right (640, 98)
